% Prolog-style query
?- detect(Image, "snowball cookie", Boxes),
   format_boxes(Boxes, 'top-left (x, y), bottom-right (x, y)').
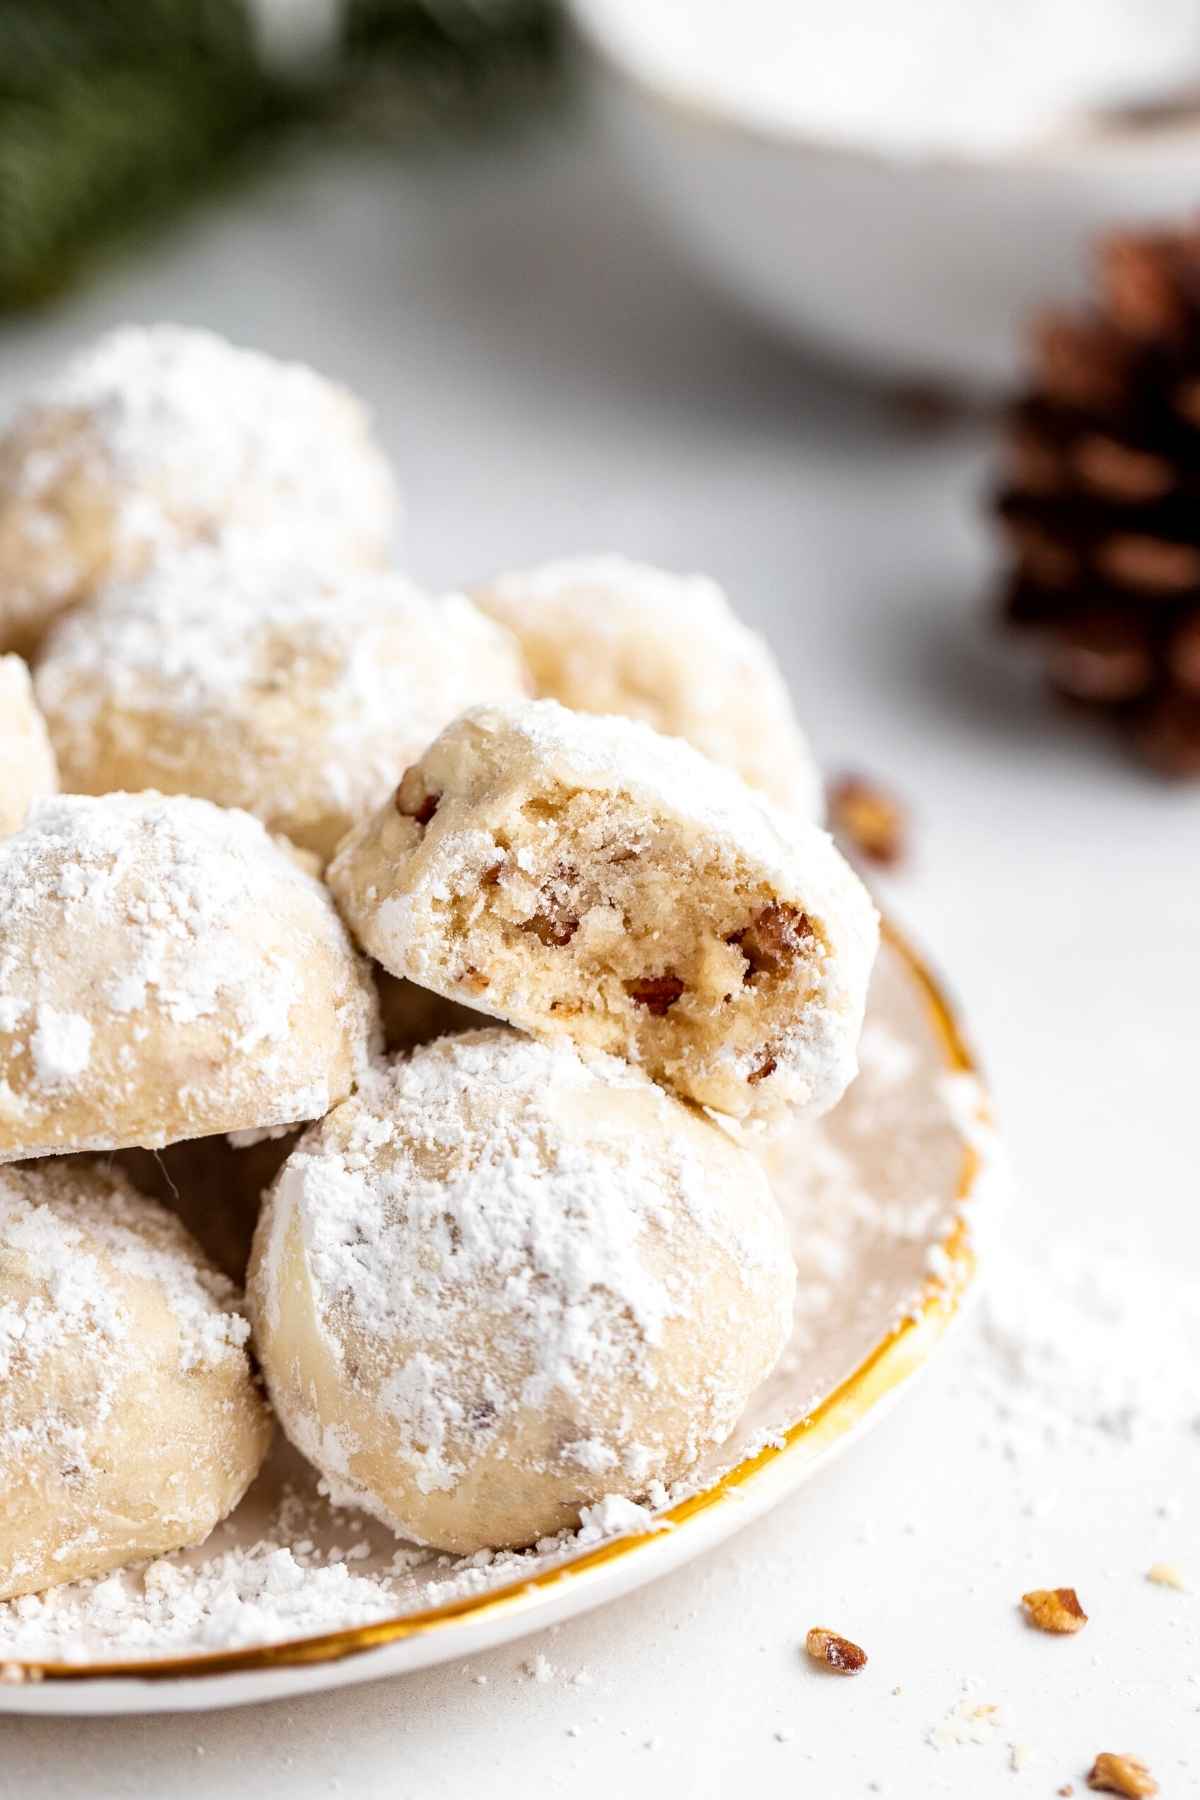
top-left (473, 555), bottom-right (823, 820)
top-left (0, 655), bottom-right (57, 836)
top-left (0, 792), bottom-right (379, 1163)
top-left (329, 702), bottom-right (878, 1127)
top-left (35, 545), bottom-right (530, 861)
top-left (0, 324), bottom-right (398, 656)
top-left (248, 1030), bottom-right (795, 1552)
top-left (0, 1158), bottom-right (271, 1601)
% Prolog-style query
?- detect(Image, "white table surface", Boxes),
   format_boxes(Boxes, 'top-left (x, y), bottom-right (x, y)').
top-left (1, 113), bottom-right (1197, 1798)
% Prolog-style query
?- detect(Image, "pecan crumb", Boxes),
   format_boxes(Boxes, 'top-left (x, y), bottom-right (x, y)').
top-left (805, 1627), bottom-right (867, 1674)
top-left (747, 1055), bottom-right (777, 1085)
top-left (1087, 1753), bottom-right (1158, 1796)
top-left (1059, 1787), bottom-right (1075, 1797)
top-left (394, 766), bottom-right (440, 826)
top-left (624, 974), bottom-right (685, 1015)
top-left (732, 903), bottom-right (814, 979)
top-left (524, 912), bottom-right (579, 948)
top-left (459, 966), bottom-right (490, 994)
top-left (828, 774), bottom-right (907, 867)
top-left (1021, 1587), bottom-right (1088, 1633)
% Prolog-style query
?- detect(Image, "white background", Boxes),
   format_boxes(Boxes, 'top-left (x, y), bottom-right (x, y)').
top-left (1, 112), bottom-right (1197, 1797)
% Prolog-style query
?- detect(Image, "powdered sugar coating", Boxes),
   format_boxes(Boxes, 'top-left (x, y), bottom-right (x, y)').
top-left (0, 933), bottom-right (988, 1661)
top-left (0, 324), bottom-right (399, 655)
top-left (0, 1158), bottom-right (270, 1601)
top-left (474, 554), bottom-right (823, 819)
top-left (35, 544), bottom-right (529, 860)
top-left (249, 1029), bottom-right (795, 1552)
top-left (329, 700), bottom-right (878, 1126)
top-left (0, 656), bottom-right (57, 838)
top-left (0, 792), bottom-right (379, 1162)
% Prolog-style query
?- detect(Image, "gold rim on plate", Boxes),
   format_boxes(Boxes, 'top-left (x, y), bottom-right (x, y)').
top-left (7, 920), bottom-right (985, 1686)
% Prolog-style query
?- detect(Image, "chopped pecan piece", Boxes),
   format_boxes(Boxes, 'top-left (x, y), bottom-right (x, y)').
top-left (394, 766), bottom-right (440, 826)
top-left (805, 1628), bottom-right (867, 1674)
top-left (828, 774), bottom-right (907, 867)
top-left (731, 903), bottom-right (814, 979)
top-left (1021, 1587), bottom-right (1088, 1633)
top-left (524, 911), bottom-right (579, 948)
top-left (747, 1055), bottom-right (777, 1085)
top-left (520, 869), bottom-right (580, 947)
top-left (1087, 1753), bottom-right (1158, 1796)
top-left (624, 974), bottom-right (684, 1015)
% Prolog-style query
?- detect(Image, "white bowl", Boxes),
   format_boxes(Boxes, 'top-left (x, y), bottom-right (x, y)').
top-left (572, 8), bottom-right (1200, 391)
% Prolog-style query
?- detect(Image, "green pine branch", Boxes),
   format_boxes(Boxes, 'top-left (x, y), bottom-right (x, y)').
top-left (0, 0), bottom-right (562, 310)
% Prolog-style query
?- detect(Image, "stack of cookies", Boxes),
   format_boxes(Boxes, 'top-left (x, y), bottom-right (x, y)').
top-left (0, 327), bottom-right (877, 1598)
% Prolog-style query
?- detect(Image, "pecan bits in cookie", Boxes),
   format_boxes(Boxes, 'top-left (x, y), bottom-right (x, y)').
top-left (329, 702), bottom-right (877, 1127)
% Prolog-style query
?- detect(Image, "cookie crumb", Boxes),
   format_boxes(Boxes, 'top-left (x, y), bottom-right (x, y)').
top-left (927, 1697), bottom-right (1003, 1749)
top-left (1146, 1561), bottom-right (1186, 1591)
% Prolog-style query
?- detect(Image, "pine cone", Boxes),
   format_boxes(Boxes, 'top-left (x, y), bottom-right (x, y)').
top-left (995, 225), bottom-right (1200, 776)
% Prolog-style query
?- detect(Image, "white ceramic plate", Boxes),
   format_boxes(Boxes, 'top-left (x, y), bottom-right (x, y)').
top-left (0, 926), bottom-right (992, 1715)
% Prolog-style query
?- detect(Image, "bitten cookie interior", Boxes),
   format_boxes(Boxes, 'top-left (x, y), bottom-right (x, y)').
top-left (330, 701), bottom-right (877, 1125)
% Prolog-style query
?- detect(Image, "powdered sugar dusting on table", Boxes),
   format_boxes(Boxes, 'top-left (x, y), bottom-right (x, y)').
top-left (967, 1233), bottom-right (1200, 1451)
